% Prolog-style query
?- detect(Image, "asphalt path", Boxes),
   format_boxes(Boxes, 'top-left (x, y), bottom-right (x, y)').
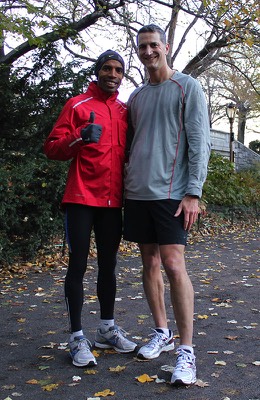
top-left (1, 227), bottom-right (259, 400)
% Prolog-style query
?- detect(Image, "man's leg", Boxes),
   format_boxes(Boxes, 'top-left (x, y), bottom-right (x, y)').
top-left (65, 204), bottom-right (97, 367)
top-left (93, 208), bottom-right (137, 353)
top-left (160, 243), bottom-right (196, 385)
top-left (137, 243), bottom-right (174, 359)
top-left (160, 244), bottom-right (194, 346)
top-left (139, 243), bottom-right (168, 328)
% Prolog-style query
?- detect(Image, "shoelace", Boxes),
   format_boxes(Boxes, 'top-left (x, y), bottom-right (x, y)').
top-left (111, 326), bottom-right (127, 338)
top-left (146, 329), bottom-right (167, 349)
top-left (76, 338), bottom-right (92, 350)
top-left (175, 351), bottom-right (194, 370)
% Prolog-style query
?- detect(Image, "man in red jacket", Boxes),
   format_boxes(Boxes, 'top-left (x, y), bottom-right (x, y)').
top-left (44, 50), bottom-right (137, 367)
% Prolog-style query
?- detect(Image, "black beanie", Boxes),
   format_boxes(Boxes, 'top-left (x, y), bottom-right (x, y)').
top-left (94, 49), bottom-right (125, 77)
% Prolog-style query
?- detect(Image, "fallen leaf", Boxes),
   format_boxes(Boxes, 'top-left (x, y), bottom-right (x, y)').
top-left (137, 314), bottom-right (150, 319)
top-left (42, 383), bottom-right (59, 391)
top-left (215, 360), bottom-right (227, 366)
top-left (155, 378), bottom-right (166, 383)
top-left (160, 365), bottom-right (174, 373)
top-left (136, 373), bottom-right (154, 383)
top-left (38, 355), bottom-right (55, 361)
top-left (104, 349), bottom-right (117, 354)
top-left (195, 379), bottom-right (209, 387)
top-left (94, 389), bottom-right (115, 396)
top-left (26, 379), bottom-right (38, 384)
top-left (2, 385), bottom-right (15, 390)
top-left (223, 350), bottom-right (234, 354)
top-left (87, 398), bottom-right (100, 400)
top-left (225, 335), bottom-right (238, 340)
top-left (84, 369), bottom-right (97, 375)
top-left (197, 314), bottom-right (209, 319)
top-left (17, 318), bottom-right (26, 323)
top-left (38, 365), bottom-right (50, 370)
top-left (109, 365), bottom-right (126, 372)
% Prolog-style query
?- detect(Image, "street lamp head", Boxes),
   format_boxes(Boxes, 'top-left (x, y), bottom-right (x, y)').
top-left (226, 103), bottom-right (236, 121)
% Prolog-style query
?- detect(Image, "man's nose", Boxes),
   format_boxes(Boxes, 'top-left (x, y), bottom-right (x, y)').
top-left (144, 45), bottom-right (153, 55)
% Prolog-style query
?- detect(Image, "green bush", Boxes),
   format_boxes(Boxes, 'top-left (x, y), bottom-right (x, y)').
top-left (203, 152), bottom-right (260, 207)
top-left (0, 152), bottom-right (68, 265)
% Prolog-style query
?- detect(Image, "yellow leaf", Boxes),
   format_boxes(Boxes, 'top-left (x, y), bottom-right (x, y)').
top-left (104, 349), bottom-right (117, 354)
top-left (84, 369), bottom-right (97, 375)
top-left (26, 379), bottom-right (38, 384)
top-left (136, 373), bottom-right (154, 383)
top-left (94, 389), bottom-right (115, 396)
top-left (200, 279), bottom-right (211, 284)
top-left (42, 383), bottom-right (59, 391)
top-left (197, 314), bottom-right (209, 319)
top-left (38, 355), bottom-right (55, 360)
top-left (86, 295), bottom-right (98, 300)
top-left (92, 350), bottom-right (101, 357)
top-left (17, 318), bottom-right (26, 323)
top-left (109, 365), bottom-right (126, 372)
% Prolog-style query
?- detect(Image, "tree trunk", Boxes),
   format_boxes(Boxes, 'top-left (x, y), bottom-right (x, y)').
top-left (237, 113), bottom-right (246, 144)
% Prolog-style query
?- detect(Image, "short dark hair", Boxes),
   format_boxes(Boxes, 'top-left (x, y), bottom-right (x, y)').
top-left (137, 24), bottom-right (166, 45)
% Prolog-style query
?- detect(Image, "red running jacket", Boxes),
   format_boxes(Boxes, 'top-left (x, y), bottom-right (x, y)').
top-left (44, 82), bottom-right (127, 208)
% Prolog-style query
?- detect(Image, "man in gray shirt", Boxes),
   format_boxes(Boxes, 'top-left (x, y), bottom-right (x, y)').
top-left (124, 24), bottom-right (211, 385)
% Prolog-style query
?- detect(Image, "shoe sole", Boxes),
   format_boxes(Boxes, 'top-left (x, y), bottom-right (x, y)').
top-left (72, 359), bottom-right (97, 367)
top-left (94, 341), bottom-right (137, 353)
top-left (137, 342), bottom-right (175, 360)
top-left (171, 378), bottom-right (196, 386)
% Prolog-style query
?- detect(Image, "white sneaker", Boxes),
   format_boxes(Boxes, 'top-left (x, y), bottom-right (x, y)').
top-left (69, 335), bottom-right (97, 367)
top-left (137, 328), bottom-right (174, 360)
top-left (171, 347), bottom-right (196, 385)
top-left (95, 325), bottom-right (137, 353)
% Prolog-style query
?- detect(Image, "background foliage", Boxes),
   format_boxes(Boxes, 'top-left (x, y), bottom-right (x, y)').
top-left (1, 150), bottom-right (259, 266)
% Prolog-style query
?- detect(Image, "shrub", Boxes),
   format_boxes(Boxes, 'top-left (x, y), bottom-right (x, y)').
top-left (203, 152), bottom-right (260, 208)
top-left (0, 152), bottom-right (68, 265)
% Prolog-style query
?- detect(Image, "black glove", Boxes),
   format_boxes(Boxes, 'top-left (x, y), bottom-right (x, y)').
top-left (81, 111), bottom-right (102, 144)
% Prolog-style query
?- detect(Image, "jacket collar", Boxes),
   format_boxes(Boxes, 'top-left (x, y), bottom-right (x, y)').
top-left (87, 81), bottom-right (119, 102)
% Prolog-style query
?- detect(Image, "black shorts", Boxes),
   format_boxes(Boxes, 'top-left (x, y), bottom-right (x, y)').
top-left (123, 199), bottom-right (188, 245)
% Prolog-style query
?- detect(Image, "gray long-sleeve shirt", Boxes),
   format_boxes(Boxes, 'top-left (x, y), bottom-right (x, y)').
top-left (125, 71), bottom-right (211, 200)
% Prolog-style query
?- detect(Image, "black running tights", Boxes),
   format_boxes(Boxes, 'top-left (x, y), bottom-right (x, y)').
top-left (64, 204), bottom-right (122, 332)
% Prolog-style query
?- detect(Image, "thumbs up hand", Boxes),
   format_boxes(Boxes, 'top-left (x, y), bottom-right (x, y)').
top-left (81, 111), bottom-right (102, 144)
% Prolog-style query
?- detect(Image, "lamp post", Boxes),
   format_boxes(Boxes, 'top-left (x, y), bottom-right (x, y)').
top-left (226, 103), bottom-right (236, 163)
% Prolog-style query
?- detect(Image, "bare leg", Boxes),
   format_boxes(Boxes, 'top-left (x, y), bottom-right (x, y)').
top-left (139, 243), bottom-right (168, 328)
top-left (160, 244), bottom-right (194, 346)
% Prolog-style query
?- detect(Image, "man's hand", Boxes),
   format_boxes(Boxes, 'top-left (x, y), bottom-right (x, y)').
top-left (81, 111), bottom-right (102, 143)
top-left (174, 196), bottom-right (199, 231)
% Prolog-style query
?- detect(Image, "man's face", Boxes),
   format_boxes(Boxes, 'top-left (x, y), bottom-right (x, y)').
top-left (137, 31), bottom-right (169, 71)
top-left (97, 60), bottom-right (124, 93)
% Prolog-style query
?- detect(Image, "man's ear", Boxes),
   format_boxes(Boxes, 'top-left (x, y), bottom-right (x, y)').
top-left (165, 43), bottom-right (170, 55)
